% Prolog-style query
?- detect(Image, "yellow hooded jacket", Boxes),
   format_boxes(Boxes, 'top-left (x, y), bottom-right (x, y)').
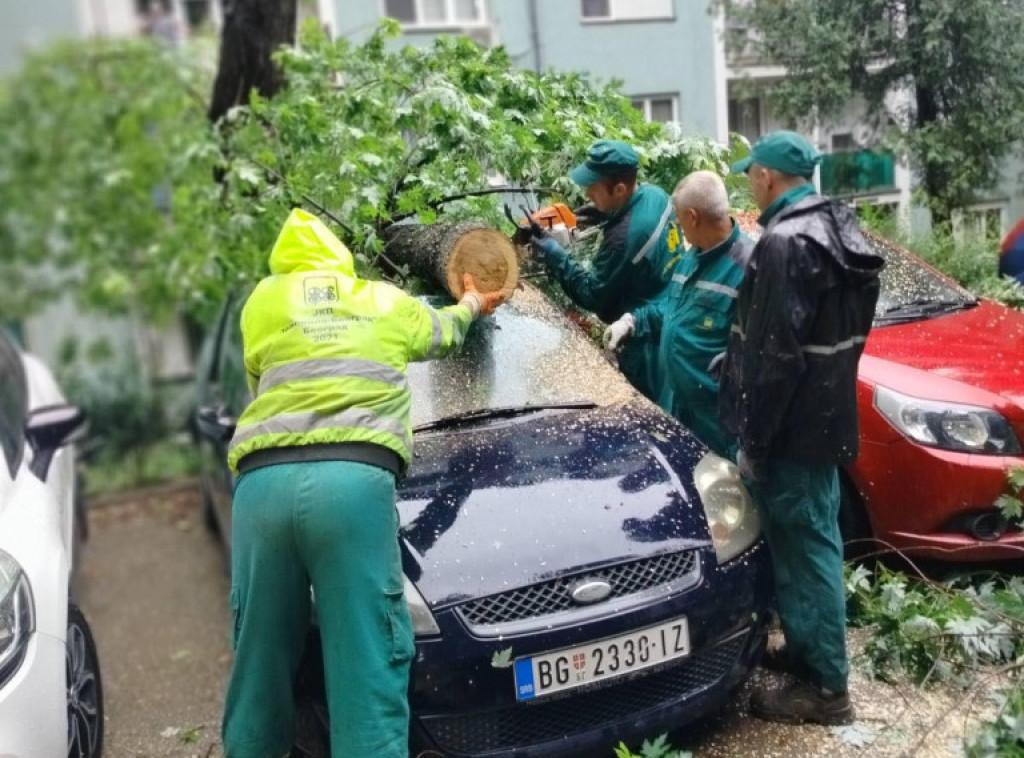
top-left (226, 209), bottom-right (474, 471)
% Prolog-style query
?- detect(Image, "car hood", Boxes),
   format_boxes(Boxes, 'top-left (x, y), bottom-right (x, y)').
top-left (397, 403), bottom-right (712, 608)
top-left (868, 300), bottom-right (1024, 407)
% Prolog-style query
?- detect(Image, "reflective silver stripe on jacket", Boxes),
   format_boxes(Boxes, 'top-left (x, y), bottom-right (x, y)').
top-left (729, 326), bottom-right (865, 355)
top-left (801, 336), bottom-right (868, 355)
top-left (229, 408), bottom-right (409, 450)
top-left (258, 358), bottom-right (407, 395)
top-left (424, 308), bottom-right (445, 359)
top-left (672, 273), bottom-right (690, 286)
top-left (632, 203), bottom-right (674, 264)
top-left (694, 281), bottom-right (739, 299)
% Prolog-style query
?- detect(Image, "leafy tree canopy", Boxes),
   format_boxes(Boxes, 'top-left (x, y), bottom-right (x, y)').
top-left (726, 0), bottom-right (1024, 222)
top-left (0, 20), bottom-right (737, 323)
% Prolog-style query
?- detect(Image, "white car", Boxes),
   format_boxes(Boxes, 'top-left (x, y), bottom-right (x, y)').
top-left (0, 328), bottom-right (102, 757)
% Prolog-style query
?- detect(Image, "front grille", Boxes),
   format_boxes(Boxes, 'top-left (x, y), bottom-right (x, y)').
top-left (458, 551), bottom-right (700, 628)
top-left (421, 631), bottom-right (748, 756)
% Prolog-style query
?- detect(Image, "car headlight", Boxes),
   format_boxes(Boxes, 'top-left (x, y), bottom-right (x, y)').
top-left (694, 453), bottom-right (761, 564)
top-left (875, 385), bottom-right (1022, 455)
top-left (0, 549), bottom-right (34, 688)
top-left (404, 576), bottom-right (439, 637)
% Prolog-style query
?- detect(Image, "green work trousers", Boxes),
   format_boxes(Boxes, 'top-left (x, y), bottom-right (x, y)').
top-left (222, 460), bottom-right (414, 758)
top-left (619, 337), bottom-right (661, 403)
top-left (665, 393), bottom-right (735, 460)
top-left (750, 459), bottom-right (849, 693)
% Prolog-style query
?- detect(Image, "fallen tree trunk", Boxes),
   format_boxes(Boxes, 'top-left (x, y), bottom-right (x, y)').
top-left (383, 222), bottom-right (519, 299)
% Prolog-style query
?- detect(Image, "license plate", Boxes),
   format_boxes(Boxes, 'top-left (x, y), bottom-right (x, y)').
top-left (513, 617), bottom-right (690, 701)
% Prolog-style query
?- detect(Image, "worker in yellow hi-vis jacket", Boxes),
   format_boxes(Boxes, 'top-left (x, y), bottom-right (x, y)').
top-left (221, 208), bottom-right (505, 758)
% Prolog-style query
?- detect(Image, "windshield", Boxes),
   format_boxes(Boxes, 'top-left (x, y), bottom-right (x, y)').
top-left (869, 234), bottom-right (975, 319)
top-left (407, 285), bottom-right (637, 427)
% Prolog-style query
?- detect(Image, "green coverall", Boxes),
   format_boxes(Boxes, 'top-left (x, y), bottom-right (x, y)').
top-left (225, 461), bottom-right (413, 757)
top-left (223, 209), bottom-right (478, 757)
top-left (632, 221), bottom-right (750, 457)
top-left (732, 183), bottom-right (853, 694)
top-left (544, 184), bottom-right (680, 400)
top-left (749, 461), bottom-right (848, 693)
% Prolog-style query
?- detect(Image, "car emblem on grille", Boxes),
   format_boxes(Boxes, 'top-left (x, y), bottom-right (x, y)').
top-left (569, 578), bottom-right (612, 605)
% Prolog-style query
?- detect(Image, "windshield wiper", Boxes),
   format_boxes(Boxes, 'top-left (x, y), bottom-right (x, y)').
top-left (878, 296), bottom-right (978, 318)
top-left (413, 401), bottom-right (599, 433)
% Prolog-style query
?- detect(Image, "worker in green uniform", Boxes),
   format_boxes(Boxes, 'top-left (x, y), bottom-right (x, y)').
top-left (602, 171), bottom-right (752, 457)
top-left (720, 131), bottom-right (884, 725)
top-left (530, 139), bottom-right (681, 400)
top-left (221, 208), bottom-right (505, 758)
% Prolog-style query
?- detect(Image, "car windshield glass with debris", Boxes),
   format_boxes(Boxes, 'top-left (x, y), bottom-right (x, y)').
top-left (868, 235), bottom-right (976, 318)
top-left (737, 212), bottom-right (975, 321)
top-left (408, 285), bottom-right (636, 428)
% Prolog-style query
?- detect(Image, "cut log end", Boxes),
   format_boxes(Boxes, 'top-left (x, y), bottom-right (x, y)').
top-left (445, 228), bottom-right (519, 300)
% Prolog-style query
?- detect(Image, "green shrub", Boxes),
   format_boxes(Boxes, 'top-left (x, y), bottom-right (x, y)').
top-left (61, 357), bottom-right (174, 488)
top-left (81, 438), bottom-right (198, 496)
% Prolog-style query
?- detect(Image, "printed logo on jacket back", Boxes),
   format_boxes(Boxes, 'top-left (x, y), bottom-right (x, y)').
top-left (304, 276), bottom-right (339, 305)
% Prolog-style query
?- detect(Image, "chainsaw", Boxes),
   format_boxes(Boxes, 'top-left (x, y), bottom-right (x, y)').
top-left (504, 201), bottom-right (604, 278)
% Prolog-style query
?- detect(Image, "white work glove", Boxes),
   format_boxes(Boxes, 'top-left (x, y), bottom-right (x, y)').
top-left (459, 273), bottom-right (506, 318)
top-left (707, 351), bottom-right (727, 382)
top-left (602, 313), bottom-right (636, 353)
top-left (736, 449), bottom-right (763, 481)
top-left (459, 291), bottom-right (483, 317)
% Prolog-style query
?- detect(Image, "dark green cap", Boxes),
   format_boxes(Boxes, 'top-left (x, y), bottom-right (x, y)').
top-left (569, 140), bottom-right (639, 187)
top-left (731, 130), bottom-right (821, 179)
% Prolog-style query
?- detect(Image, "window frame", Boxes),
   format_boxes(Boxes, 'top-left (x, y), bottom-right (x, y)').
top-left (382, 0), bottom-right (490, 29)
top-left (630, 93), bottom-right (679, 124)
top-left (580, 0), bottom-right (675, 23)
top-left (953, 202), bottom-right (1007, 245)
top-left (727, 95), bottom-right (763, 143)
top-left (831, 132), bottom-right (856, 152)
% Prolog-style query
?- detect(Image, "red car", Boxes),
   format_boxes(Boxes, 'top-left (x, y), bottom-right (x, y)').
top-left (848, 233), bottom-right (1024, 562)
top-left (736, 215), bottom-right (1024, 561)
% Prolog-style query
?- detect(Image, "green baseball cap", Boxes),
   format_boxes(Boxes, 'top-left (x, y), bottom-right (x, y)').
top-left (731, 130), bottom-right (821, 179)
top-left (569, 140), bottom-right (639, 187)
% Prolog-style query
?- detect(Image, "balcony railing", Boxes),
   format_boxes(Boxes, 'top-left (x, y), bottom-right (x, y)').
top-left (820, 150), bottom-right (896, 196)
top-left (725, 25), bottom-right (771, 66)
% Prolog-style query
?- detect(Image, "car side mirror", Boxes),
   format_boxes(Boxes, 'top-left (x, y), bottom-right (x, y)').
top-left (196, 404), bottom-right (237, 443)
top-left (25, 404), bottom-right (87, 481)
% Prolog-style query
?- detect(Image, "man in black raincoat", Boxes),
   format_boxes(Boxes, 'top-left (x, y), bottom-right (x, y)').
top-left (719, 131), bottom-right (884, 725)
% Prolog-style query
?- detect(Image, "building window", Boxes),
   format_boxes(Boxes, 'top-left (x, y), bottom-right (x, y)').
top-left (384, 0), bottom-right (485, 26)
top-left (728, 97), bottom-right (761, 143)
top-left (581, 0), bottom-right (674, 22)
top-left (631, 95), bottom-right (678, 123)
top-left (954, 203), bottom-right (1006, 244)
top-left (831, 132), bottom-right (855, 152)
top-left (136, 0), bottom-right (213, 36)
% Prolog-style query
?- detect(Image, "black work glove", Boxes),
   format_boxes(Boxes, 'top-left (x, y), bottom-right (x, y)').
top-left (573, 203), bottom-right (605, 228)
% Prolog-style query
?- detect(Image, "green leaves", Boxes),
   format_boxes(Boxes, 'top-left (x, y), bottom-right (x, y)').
top-left (725, 0), bottom-right (1024, 220)
top-left (613, 733), bottom-right (692, 758)
top-left (0, 20), bottom-right (729, 324)
top-left (490, 647), bottom-right (514, 669)
top-left (846, 563), bottom-right (1024, 685)
top-left (997, 468), bottom-right (1024, 525)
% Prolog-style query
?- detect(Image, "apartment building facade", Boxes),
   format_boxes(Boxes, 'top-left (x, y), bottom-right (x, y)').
top-left (340, 0), bottom-right (1021, 239)
top-left (2, 0), bottom-right (1018, 375)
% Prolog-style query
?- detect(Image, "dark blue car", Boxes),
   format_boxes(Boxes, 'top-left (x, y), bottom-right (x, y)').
top-left (194, 285), bottom-right (772, 757)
